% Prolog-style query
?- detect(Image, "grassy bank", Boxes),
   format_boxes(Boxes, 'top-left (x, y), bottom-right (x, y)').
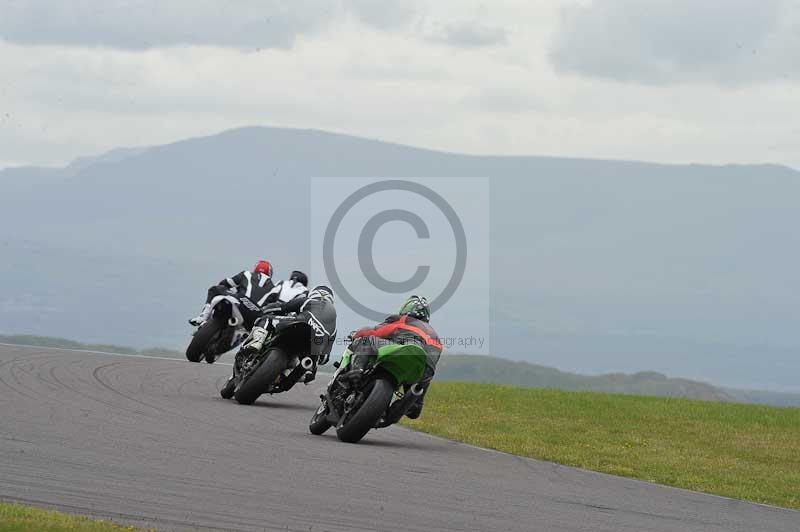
top-left (0, 503), bottom-right (149, 532)
top-left (402, 382), bottom-right (800, 509)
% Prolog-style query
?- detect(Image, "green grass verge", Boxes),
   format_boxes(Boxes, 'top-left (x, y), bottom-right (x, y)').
top-left (402, 382), bottom-right (800, 509)
top-left (0, 503), bottom-right (150, 532)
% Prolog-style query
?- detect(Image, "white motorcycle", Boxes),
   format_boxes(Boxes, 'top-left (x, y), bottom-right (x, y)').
top-left (185, 294), bottom-right (260, 363)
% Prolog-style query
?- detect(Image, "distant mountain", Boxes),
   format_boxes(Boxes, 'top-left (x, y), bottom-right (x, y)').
top-left (0, 165), bottom-right (72, 191)
top-left (2, 126), bottom-right (799, 391)
top-left (436, 355), bottom-right (800, 408)
top-left (436, 354), bottom-right (733, 401)
top-left (0, 146), bottom-right (148, 191)
top-left (722, 387), bottom-right (800, 408)
top-left (436, 354), bottom-right (800, 407)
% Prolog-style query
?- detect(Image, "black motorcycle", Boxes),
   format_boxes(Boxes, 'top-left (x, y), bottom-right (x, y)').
top-left (220, 314), bottom-right (321, 404)
top-left (185, 294), bottom-right (261, 364)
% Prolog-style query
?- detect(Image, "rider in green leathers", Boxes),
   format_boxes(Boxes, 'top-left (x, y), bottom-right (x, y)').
top-left (346, 295), bottom-right (442, 419)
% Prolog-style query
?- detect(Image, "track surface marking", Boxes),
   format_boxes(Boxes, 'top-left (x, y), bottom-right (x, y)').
top-left (0, 346), bottom-right (796, 531)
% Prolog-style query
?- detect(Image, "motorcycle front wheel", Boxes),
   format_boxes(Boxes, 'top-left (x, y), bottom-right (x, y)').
top-left (336, 377), bottom-right (394, 443)
top-left (233, 348), bottom-right (287, 405)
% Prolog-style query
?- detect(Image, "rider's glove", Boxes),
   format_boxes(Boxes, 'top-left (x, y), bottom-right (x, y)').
top-left (261, 302), bottom-right (282, 314)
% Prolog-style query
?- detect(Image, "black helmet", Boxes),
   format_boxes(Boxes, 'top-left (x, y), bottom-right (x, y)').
top-left (307, 285), bottom-right (334, 303)
top-left (290, 270), bottom-right (308, 287)
top-left (399, 295), bottom-right (431, 322)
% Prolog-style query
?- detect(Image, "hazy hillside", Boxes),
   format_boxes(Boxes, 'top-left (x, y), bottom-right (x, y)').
top-left (2, 126), bottom-right (799, 392)
top-left (436, 354), bottom-right (733, 401)
top-left (436, 354), bottom-right (800, 407)
top-left (0, 147), bottom-right (148, 191)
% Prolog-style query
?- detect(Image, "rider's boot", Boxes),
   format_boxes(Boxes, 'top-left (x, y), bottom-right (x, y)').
top-left (406, 397), bottom-right (424, 419)
top-left (302, 367), bottom-right (317, 384)
top-left (339, 351), bottom-right (369, 385)
top-left (406, 371), bottom-right (433, 420)
top-left (189, 304), bottom-right (212, 326)
top-left (339, 368), bottom-right (364, 386)
top-left (405, 395), bottom-right (425, 420)
top-left (243, 326), bottom-right (268, 353)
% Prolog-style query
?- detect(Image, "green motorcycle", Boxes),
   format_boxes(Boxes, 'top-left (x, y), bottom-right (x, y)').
top-left (309, 343), bottom-right (427, 443)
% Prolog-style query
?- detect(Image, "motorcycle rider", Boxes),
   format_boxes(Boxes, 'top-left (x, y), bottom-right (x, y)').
top-left (347, 295), bottom-right (442, 419)
top-left (241, 285), bottom-right (337, 384)
top-left (189, 260), bottom-right (275, 327)
top-left (264, 270), bottom-right (309, 306)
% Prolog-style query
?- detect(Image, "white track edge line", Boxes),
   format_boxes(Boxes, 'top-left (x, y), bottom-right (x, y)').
top-left (0, 342), bottom-right (334, 375)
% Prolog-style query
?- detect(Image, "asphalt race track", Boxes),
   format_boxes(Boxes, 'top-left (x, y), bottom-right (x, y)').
top-left (0, 345), bottom-right (797, 532)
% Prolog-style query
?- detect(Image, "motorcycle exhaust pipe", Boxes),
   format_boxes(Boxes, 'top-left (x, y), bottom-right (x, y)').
top-left (300, 357), bottom-right (314, 370)
top-left (410, 383), bottom-right (425, 396)
top-left (228, 316), bottom-right (241, 327)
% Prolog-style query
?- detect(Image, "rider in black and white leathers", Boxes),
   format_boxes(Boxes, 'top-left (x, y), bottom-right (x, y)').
top-left (189, 260), bottom-right (276, 327)
top-left (263, 270), bottom-right (308, 307)
top-left (243, 285), bottom-right (337, 383)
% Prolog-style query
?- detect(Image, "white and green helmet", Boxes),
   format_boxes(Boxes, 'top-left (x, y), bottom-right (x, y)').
top-left (398, 295), bottom-right (431, 322)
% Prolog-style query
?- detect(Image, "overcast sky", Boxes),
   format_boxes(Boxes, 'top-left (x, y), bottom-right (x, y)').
top-left (2, 0), bottom-right (799, 169)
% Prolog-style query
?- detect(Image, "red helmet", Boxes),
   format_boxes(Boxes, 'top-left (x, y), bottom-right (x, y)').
top-left (253, 260), bottom-right (273, 277)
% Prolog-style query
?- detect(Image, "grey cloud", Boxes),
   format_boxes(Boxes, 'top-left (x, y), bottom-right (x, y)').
top-left (341, 60), bottom-right (447, 81)
top-left (466, 86), bottom-right (546, 113)
top-left (549, 0), bottom-right (800, 85)
top-left (0, 0), bottom-right (406, 50)
top-left (346, 0), bottom-right (419, 30)
top-left (427, 21), bottom-right (508, 48)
